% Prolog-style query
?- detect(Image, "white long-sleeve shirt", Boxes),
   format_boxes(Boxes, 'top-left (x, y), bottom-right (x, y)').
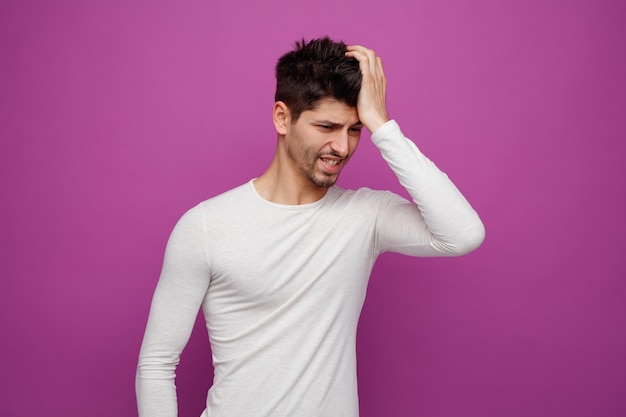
top-left (136, 120), bottom-right (485, 417)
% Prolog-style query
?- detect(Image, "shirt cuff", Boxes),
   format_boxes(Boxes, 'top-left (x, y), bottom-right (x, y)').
top-left (371, 119), bottom-right (401, 143)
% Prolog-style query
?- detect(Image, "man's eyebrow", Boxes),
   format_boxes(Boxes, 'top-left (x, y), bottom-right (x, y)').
top-left (313, 120), bottom-right (343, 127)
top-left (313, 119), bottom-right (363, 127)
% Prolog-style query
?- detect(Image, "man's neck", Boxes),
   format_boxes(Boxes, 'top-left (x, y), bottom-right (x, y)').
top-left (253, 157), bottom-right (328, 205)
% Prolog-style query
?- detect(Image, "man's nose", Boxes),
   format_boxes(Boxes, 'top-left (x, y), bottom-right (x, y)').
top-left (329, 130), bottom-right (350, 157)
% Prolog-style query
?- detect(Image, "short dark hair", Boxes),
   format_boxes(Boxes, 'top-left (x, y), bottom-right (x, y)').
top-left (275, 37), bottom-right (362, 121)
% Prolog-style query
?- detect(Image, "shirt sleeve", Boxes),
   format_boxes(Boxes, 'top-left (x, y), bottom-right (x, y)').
top-left (135, 204), bottom-right (211, 417)
top-left (372, 120), bottom-right (485, 256)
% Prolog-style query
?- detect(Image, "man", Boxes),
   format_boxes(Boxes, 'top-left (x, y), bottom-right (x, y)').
top-left (136, 37), bottom-right (484, 417)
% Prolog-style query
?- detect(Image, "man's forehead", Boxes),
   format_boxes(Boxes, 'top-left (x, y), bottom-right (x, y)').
top-left (305, 99), bottom-right (361, 125)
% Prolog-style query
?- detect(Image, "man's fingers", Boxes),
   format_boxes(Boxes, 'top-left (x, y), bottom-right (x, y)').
top-left (345, 48), bottom-right (370, 77)
top-left (346, 45), bottom-right (378, 75)
top-left (344, 44), bottom-right (389, 132)
top-left (346, 45), bottom-right (385, 84)
top-left (376, 56), bottom-right (385, 77)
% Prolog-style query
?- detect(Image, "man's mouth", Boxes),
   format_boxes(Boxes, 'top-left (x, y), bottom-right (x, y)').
top-left (319, 156), bottom-right (344, 173)
top-left (321, 158), bottom-right (340, 167)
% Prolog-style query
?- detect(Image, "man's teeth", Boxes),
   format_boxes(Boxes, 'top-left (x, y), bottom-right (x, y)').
top-left (322, 159), bottom-right (340, 166)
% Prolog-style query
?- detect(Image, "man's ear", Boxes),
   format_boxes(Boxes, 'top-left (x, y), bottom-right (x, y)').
top-left (273, 101), bottom-right (290, 135)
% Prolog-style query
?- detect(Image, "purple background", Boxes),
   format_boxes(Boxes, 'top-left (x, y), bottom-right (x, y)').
top-left (2, 0), bottom-right (625, 416)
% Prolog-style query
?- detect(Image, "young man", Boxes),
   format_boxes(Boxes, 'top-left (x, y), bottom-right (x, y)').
top-left (136, 37), bottom-right (484, 417)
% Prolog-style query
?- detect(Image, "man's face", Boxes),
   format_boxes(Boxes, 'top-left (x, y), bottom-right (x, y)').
top-left (284, 99), bottom-right (362, 188)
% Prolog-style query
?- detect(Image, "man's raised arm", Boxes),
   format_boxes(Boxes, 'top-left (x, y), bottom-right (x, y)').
top-left (347, 45), bottom-right (485, 256)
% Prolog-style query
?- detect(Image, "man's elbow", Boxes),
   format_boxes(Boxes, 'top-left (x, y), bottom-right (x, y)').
top-left (452, 221), bottom-right (486, 256)
top-left (432, 220), bottom-right (485, 256)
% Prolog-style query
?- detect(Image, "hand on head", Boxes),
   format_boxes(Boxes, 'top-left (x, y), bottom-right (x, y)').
top-left (345, 45), bottom-right (390, 133)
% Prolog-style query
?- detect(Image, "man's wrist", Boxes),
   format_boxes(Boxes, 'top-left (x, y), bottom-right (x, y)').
top-left (370, 119), bottom-right (396, 137)
top-left (366, 117), bottom-right (391, 133)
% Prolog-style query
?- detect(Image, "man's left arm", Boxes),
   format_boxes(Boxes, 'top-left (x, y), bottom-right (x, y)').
top-left (346, 45), bottom-right (485, 256)
top-left (371, 120), bottom-right (485, 256)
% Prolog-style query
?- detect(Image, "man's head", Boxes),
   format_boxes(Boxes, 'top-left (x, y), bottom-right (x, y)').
top-left (275, 37), bottom-right (362, 122)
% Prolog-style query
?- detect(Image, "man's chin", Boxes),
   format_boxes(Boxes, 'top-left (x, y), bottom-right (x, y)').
top-left (308, 173), bottom-right (339, 188)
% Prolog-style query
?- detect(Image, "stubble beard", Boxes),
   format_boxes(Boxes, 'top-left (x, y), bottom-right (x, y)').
top-left (301, 147), bottom-right (343, 189)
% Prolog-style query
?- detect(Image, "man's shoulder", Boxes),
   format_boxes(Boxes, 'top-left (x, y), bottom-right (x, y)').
top-left (332, 185), bottom-right (405, 204)
top-left (197, 180), bottom-right (254, 208)
top-left (328, 185), bottom-right (409, 214)
top-left (178, 181), bottom-right (253, 222)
